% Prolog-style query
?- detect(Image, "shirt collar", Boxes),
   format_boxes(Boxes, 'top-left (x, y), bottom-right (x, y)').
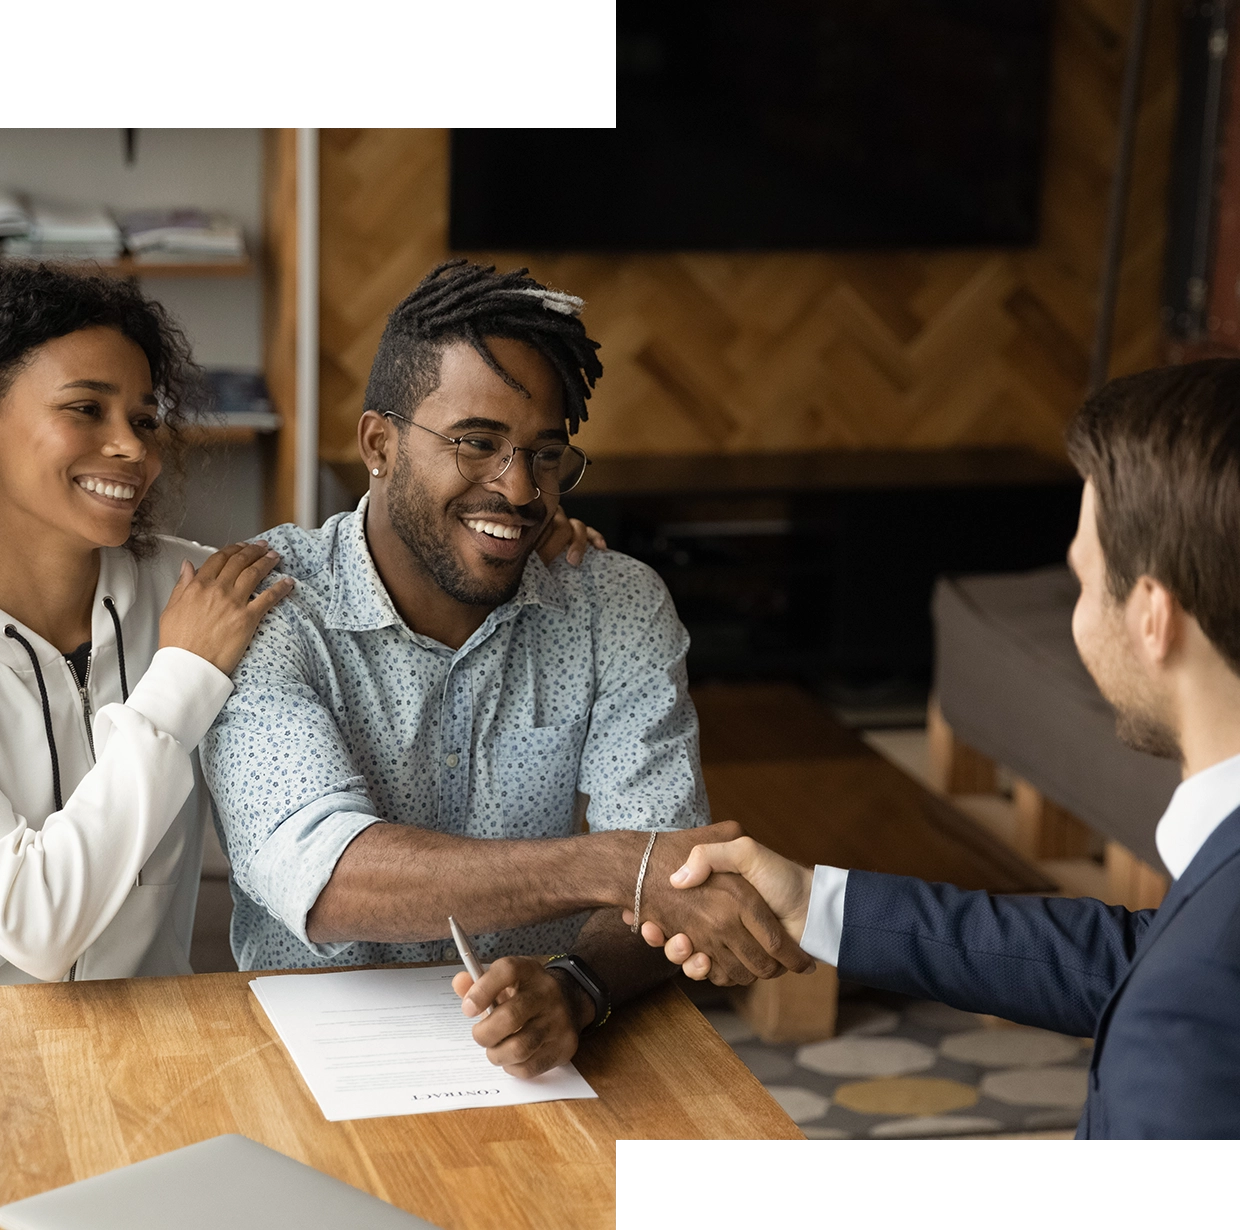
top-left (1155, 750), bottom-right (1240, 879)
top-left (325, 493), bottom-right (566, 636)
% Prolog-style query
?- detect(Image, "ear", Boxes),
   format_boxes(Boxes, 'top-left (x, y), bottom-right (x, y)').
top-left (358, 411), bottom-right (395, 479)
top-left (1127, 575), bottom-right (1181, 668)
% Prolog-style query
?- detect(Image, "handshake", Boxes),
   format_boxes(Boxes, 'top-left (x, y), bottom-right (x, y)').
top-left (622, 821), bottom-right (818, 985)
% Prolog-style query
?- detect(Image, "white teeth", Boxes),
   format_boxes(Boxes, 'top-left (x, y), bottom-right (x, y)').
top-left (464, 519), bottom-right (523, 541)
top-left (77, 477), bottom-right (136, 502)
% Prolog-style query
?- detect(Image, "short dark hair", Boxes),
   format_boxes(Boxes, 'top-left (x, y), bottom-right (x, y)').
top-left (363, 260), bottom-right (603, 434)
top-left (0, 259), bottom-right (203, 554)
top-left (1065, 359), bottom-right (1240, 673)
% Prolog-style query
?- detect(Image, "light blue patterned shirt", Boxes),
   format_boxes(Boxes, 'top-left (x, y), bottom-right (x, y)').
top-left (200, 497), bottom-right (709, 971)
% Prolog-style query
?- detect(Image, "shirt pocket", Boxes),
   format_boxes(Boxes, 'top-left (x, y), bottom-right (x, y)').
top-left (496, 715), bottom-right (589, 838)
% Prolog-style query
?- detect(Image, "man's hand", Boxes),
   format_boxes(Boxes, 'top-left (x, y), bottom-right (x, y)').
top-left (452, 956), bottom-right (592, 1079)
top-left (621, 823), bottom-right (815, 986)
top-left (638, 837), bottom-right (815, 983)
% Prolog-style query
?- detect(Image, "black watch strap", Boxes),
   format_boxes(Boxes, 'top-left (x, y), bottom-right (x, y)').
top-left (545, 954), bottom-right (611, 1032)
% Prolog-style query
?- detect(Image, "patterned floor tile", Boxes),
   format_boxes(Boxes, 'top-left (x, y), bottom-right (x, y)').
top-left (766, 1086), bottom-right (831, 1123)
top-left (682, 978), bottom-right (1092, 1139)
top-left (731, 1045), bottom-right (797, 1082)
top-left (796, 1036), bottom-right (937, 1078)
top-left (940, 1027), bottom-right (1082, 1068)
top-left (869, 1114), bottom-right (1003, 1138)
top-left (833, 1077), bottom-right (979, 1116)
top-left (981, 1066), bottom-right (1089, 1108)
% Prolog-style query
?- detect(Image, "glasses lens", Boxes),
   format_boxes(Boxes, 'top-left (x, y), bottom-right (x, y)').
top-left (454, 434), bottom-right (511, 484)
top-left (541, 445), bottom-right (588, 494)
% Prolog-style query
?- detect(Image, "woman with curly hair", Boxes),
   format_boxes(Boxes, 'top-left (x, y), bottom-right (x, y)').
top-left (0, 262), bottom-right (602, 985)
top-left (0, 261), bottom-right (295, 984)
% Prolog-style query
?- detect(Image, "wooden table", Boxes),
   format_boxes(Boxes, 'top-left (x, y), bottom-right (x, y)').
top-left (0, 971), bottom-right (799, 1227)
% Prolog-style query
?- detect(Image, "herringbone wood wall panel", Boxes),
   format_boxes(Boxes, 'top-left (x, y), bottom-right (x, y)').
top-left (318, 0), bottom-right (1177, 464)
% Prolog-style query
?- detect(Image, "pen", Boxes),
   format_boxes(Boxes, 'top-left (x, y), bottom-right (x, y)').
top-left (448, 915), bottom-right (492, 1016)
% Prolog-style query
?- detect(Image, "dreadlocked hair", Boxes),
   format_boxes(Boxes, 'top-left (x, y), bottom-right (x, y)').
top-left (362, 259), bottom-right (603, 434)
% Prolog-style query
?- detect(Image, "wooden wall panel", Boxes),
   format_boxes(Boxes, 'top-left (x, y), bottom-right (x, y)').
top-left (317, 0), bottom-right (1178, 465)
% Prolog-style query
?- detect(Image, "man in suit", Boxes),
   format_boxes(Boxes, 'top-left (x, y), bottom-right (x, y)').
top-left (636, 360), bottom-right (1240, 1138)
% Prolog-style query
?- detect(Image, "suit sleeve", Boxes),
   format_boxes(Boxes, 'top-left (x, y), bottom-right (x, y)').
top-left (838, 870), bottom-right (1156, 1038)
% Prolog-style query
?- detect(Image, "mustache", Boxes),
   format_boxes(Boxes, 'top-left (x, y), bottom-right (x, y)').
top-left (452, 495), bottom-right (544, 526)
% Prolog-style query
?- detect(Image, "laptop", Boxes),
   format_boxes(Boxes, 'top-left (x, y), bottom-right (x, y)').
top-left (0, 1134), bottom-right (441, 1230)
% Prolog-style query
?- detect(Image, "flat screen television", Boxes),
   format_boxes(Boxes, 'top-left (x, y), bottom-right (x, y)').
top-left (450, 0), bottom-right (1053, 252)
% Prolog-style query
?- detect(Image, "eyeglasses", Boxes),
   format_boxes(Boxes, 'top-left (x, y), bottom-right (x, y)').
top-left (382, 412), bottom-right (591, 496)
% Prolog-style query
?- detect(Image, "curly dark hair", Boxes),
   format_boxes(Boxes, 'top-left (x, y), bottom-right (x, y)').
top-left (0, 259), bottom-right (204, 555)
top-left (363, 259), bottom-right (603, 434)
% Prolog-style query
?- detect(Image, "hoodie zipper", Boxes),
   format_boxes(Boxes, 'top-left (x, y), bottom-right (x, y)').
top-left (67, 649), bottom-right (97, 983)
top-left (77, 650), bottom-right (96, 763)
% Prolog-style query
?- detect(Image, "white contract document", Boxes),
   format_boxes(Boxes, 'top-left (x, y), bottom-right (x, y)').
top-left (250, 966), bottom-right (597, 1122)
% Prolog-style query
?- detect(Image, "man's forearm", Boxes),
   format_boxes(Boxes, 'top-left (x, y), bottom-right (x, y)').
top-left (305, 822), bottom-right (648, 944)
top-left (553, 907), bottom-right (677, 1028)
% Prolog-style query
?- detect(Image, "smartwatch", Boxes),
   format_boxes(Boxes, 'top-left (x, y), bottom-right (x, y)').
top-left (545, 954), bottom-right (611, 1032)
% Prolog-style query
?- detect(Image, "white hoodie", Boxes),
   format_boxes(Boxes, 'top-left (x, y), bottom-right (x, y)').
top-left (0, 536), bottom-right (232, 983)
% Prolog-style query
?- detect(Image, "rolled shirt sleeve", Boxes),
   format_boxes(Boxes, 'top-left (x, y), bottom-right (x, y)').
top-left (200, 605), bottom-right (381, 957)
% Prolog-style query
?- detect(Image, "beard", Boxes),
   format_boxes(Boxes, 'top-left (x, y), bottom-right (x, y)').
top-left (1113, 704), bottom-right (1181, 761)
top-left (386, 447), bottom-right (539, 608)
top-left (1081, 606), bottom-right (1182, 761)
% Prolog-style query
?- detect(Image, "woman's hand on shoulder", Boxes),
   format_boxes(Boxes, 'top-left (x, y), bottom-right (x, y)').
top-left (158, 541), bottom-right (295, 675)
top-left (537, 506), bottom-right (607, 567)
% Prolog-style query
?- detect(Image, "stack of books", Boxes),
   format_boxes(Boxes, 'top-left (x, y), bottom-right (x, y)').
top-left (0, 190), bottom-right (30, 239)
top-left (117, 209), bottom-right (246, 264)
top-left (203, 369), bottom-right (280, 431)
top-left (1, 196), bottom-right (123, 260)
top-left (0, 194), bottom-right (247, 267)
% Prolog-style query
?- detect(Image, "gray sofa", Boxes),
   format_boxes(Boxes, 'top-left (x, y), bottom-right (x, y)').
top-left (932, 567), bottom-right (1179, 871)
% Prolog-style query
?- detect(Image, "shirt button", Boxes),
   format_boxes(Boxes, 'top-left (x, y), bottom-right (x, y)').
top-left (445, 753), bottom-right (460, 768)
top-left (444, 945), bottom-right (458, 961)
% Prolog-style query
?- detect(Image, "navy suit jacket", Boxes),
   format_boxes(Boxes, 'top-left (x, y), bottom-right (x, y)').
top-left (837, 804), bottom-right (1240, 1138)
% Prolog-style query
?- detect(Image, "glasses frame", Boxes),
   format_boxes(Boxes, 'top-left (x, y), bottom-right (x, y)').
top-left (382, 411), bottom-right (591, 496)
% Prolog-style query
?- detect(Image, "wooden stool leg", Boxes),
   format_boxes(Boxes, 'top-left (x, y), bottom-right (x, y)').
top-left (926, 698), bottom-right (998, 795)
top-left (1011, 778), bottom-right (1094, 860)
top-left (1105, 841), bottom-right (1169, 910)
top-left (729, 964), bottom-right (839, 1044)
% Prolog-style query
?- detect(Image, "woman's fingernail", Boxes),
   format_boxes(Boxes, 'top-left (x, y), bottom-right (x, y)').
top-left (266, 549), bottom-right (278, 559)
top-left (462, 999), bottom-right (479, 1017)
top-left (671, 866), bottom-right (690, 884)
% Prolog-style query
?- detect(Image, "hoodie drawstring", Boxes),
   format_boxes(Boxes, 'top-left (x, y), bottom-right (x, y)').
top-left (4, 624), bottom-right (64, 811)
top-left (102, 597), bottom-right (129, 702)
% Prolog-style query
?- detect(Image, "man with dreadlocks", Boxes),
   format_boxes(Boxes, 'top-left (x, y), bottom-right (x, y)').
top-left (202, 261), bottom-right (811, 1079)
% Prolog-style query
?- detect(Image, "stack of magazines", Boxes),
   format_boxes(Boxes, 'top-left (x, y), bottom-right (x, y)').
top-left (1, 196), bottom-right (123, 260)
top-left (117, 209), bottom-right (245, 264)
top-left (0, 192), bottom-right (247, 266)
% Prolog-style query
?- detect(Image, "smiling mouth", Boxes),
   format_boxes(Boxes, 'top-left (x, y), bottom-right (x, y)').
top-left (461, 518), bottom-right (527, 541)
top-left (76, 476), bottom-right (138, 503)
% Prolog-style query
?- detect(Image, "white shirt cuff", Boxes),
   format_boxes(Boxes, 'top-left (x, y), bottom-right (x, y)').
top-left (120, 646), bottom-right (234, 751)
top-left (800, 865), bottom-right (849, 966)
